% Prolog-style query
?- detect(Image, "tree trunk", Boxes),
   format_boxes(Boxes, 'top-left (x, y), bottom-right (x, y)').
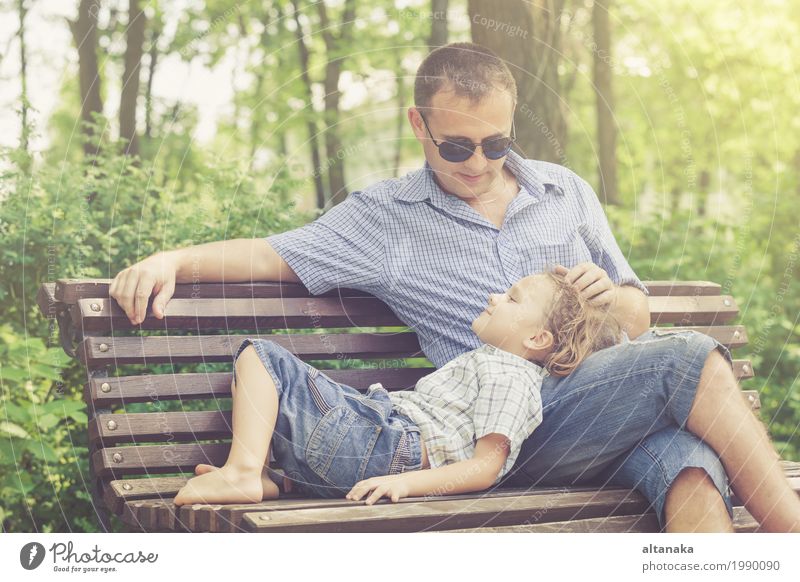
top-left (592, 0), bottom-right (618, 205)
top-left (429, 0), bottom-right (449, 49)
top-left (291, 0), bottom-right (327, 210)
top-left (69, 0), bottom-right (104, 157)
top-left (120, 0), bottom-right (146, 156)
top-left (18, 0), bottom-right (30, 155)
top-left (469, 0), bottom-right (567, 163)
top-left (144, 22), bottom-right (160, 139)
top-left (316, 0), bottom-right (357, 207)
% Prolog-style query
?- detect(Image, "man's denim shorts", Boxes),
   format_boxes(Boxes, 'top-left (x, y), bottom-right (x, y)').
top-left (498, 328), bottom-right (737, 530)
top-left (232, 338), bottom-right (424, 498)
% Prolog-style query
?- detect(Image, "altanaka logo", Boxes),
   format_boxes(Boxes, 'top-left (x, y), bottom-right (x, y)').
top-left (20, 542), bottom-right (46, 570)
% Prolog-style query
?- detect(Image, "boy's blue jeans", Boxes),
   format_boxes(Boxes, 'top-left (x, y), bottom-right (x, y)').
top-left (232, 338), bottom-right (424, 499)
top-left (235, 328), bottom-right (735, 530)
top-left (498, 328), bottom-right (735, 529)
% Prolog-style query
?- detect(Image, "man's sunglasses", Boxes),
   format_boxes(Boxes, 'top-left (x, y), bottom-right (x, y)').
top-left (419, 111), bottom-right (516, 163)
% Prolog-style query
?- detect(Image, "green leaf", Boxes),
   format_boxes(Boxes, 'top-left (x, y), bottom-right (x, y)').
top-left (0, 421), bottom-right (31, 440)
top-left (36, 413), bottom-right (60, 430)
top-left (24, 440), bottom-right (59, 463)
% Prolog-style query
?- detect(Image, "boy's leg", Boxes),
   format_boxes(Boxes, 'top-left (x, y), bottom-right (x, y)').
top-left (174, 344), bottom-right (279, 505)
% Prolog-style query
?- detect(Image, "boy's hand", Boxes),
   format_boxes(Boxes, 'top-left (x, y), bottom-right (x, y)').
top-left (346, 474), bottom-right (412, 505)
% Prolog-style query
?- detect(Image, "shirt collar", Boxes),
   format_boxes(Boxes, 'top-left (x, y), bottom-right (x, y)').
top-left (478, 343), bottom-right (550, 377)
top-left (393, 149), bottom-right (565, 203)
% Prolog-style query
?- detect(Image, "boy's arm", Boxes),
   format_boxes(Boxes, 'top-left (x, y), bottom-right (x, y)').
top-left (347, 433), bottom-right (510, 504)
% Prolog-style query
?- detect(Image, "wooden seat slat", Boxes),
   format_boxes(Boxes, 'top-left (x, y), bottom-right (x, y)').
top-left (92, 442), bottom-right (231, 477)
top-left (70, 295), bottom-right (738, 334)
top-left (71, 294), bottom-right (739, 332)
top-left (52, 278), bottom-right (722, 305)
top-left (77, 332), bottom-right (424, 367)
top-left (85, 367), bottom-right (434, 407)
top-left (443, 508), bottom-right (770, 533)
top-left (73, 297), bottom-right (403, 332)
top-left (89, 388), bottom-right (763, 446)
top-left (239, 489), bottom-right (652, 533)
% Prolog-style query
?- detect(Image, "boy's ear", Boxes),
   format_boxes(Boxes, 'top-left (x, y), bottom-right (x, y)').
top-left (523, 329), bottom-right (554, 352)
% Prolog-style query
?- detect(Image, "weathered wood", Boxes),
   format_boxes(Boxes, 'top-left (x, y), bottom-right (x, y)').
top-left (36, 282), bottom-right (60, 320)
top-left (647, 295), bottom-right (738, 325)
top-left (112, 463), bottom-right (800, 532)
top-left (71, 293), bottom-right (739, 333)
top-left (643, 281), bottom-right (721, 296)
top-left (85, 367), bottom-right (434, 407)
top-left (89, 386), bottom-right (763, 448)
top-left (73, 296), bottom-right (404, 332)
top-left (442, 506), bottom-right (763, 533)
top-left (240, 489), bottom-right (652, 532)
top-left (92, 442), bottom-right (232, 477)
top-left (53, 278), bottom-right (721, 305)
top-left (77, 332), bottom-right (424, 367)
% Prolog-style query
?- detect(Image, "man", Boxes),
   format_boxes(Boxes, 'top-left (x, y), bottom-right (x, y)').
top-left (110, 42), bottom-right (800, 532)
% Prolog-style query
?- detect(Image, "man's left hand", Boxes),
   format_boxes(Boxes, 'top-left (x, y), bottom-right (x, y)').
top-left (555, 262), bottom-right (618, 306)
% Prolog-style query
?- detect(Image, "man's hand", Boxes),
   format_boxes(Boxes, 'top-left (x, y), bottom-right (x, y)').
top-left (109, 251), bottom-right (180, 325)
top-left (346, 474), bottom-right (412, 505)
top-left (555, 262), bottom-right (618, 306)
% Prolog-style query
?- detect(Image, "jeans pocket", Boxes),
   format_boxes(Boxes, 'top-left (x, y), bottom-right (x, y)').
top-left (305, 406), bottom-right (382, 491)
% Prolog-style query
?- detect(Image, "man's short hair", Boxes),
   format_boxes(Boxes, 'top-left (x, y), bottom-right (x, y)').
top-left (414, 42), bottom-right (517, 112)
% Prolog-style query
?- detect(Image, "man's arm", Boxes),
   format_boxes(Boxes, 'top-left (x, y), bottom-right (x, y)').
top-left (610, 284), bottom-right (651, 340)
top-left (171, 238), bottom-right (300, 284)
top-left (109, 239), bottom-right (299, 325)
top-left (346, 433), bottom-right (510, 504)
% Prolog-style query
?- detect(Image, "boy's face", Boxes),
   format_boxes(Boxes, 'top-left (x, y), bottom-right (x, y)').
top-left (471, 274), bottom-right (556, 359)
top-left (408, 87), bottom-right (515, 201)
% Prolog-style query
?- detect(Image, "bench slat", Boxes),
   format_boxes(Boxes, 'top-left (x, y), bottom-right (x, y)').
top-left (70, 294), bottom-right (740, 334)
top-left (239, 489), bottom-right (651, 533)
top-left (73, 297), bottom-right (404, 332)
top-left (442, 507), bottom-right (766, 533)
top-left (89, 387), bottom-right (762, 446)
top-left (85, 367), bottom-right (434, 407)
top-left (77, 332), bottom-right (424, 367)
top-left (52, 279), bottom-right (722, 305)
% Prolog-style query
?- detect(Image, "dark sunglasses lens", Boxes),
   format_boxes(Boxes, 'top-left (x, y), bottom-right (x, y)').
top-left (439, 141), bottom-right (475, 162)
top-left (483, 138), bottom-right (513, 160)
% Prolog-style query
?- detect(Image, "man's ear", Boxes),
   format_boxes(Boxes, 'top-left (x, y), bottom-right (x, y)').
top-left (523, 329), bottom-right (554, 352)
top-left (408, 107), bottom-right (425, 138)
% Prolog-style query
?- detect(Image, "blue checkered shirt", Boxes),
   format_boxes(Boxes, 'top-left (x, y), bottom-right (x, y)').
top-left (266, 150), bottom-right (647, 368)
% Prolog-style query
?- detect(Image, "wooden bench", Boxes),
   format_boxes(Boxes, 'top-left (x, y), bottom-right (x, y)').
top-left (36, 278), bottom-right (800, 532)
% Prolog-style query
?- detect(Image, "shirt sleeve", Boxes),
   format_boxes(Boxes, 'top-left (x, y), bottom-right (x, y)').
top-left (472, 368), bottom-right (543, 449)
top-left (575, 177), bottom-right (649, 296)
top-left (265, 190), bottom-right (386, 295)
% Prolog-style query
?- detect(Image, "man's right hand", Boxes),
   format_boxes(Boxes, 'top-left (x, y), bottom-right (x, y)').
top-left (109, 251), bottom-right (180, 325)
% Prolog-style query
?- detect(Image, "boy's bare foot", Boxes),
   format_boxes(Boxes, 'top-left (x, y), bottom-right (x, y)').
top-left (174, 465), bottom-right (263, 506)
top-left (194, 463), bottom-right (283, 500)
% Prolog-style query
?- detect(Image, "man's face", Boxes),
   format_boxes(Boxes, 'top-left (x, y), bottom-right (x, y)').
top-left (408, 86), bottom-right (515, 200)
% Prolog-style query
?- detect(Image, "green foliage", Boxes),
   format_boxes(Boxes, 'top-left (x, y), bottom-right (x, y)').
top-left (609, 205), bottom-right (800, 461)
top-left (0, 135), bottom-right (305, 531)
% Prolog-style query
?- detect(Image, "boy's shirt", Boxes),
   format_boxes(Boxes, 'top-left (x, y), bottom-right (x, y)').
top-left (386, 343), bottom-right (547, 483)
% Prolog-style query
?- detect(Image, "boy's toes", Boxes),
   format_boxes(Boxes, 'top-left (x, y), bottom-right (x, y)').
top-left (194, 463), bottom-right (218, 475)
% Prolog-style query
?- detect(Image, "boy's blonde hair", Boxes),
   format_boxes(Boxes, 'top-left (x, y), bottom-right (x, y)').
top-left (540, 271), bottom-right (624, 377)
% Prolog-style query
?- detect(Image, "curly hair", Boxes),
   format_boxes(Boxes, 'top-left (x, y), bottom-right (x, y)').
top-left (540, 271), bottom-right (624, 377)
